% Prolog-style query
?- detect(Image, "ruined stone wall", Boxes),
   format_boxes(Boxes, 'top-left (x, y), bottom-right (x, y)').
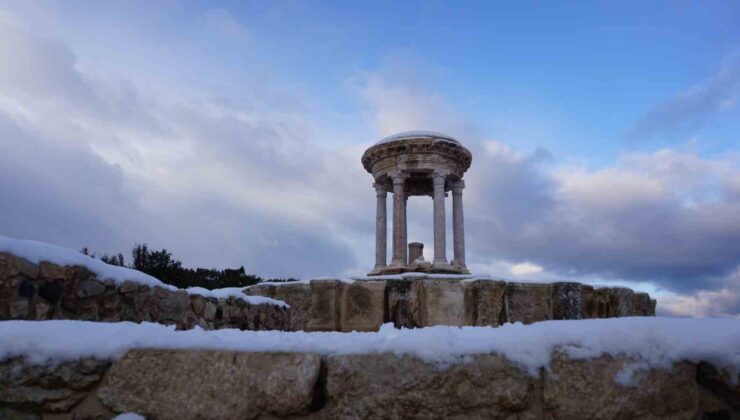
top-left (0, 253), bottom-right (289, 331)
top-left (2, 349), bottom-right (736, 419)
top-left (246, 277), bottom-right (657, 332)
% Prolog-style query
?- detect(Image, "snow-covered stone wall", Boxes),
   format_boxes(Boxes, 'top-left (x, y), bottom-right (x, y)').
top-left (1, 319), bottom-right (738, 419)
top-left (246, 277), bottom-right (656, 332)
top-left (0, 252), bottom-right (289, 331)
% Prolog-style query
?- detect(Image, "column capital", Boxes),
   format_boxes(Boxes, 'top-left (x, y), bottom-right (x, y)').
top-left (452, 180), bottom-right (466, 195)
top-left (390, 171), bottom-right (409, 185)
top-left (432, 171), bottom-right (447, 186)
top-left (373, 182), bottom-right (387, 197)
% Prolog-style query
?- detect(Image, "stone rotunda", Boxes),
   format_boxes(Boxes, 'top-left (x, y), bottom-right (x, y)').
top-left (362, 131), bottom-right (472, 275)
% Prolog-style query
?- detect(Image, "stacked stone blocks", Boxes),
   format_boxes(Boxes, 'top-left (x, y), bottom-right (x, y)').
top-left (246, 276), bottom-right (657, 332)
top-left (0, 253), bottom-right (289, 331)
top-left (2, 349), bottom-right (735, 419)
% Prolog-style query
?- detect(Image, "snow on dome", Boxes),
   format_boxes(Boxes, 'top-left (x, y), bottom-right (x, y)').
top-left (376, 130), bottom-right (460, 145)
top-left (0, 235), bottom-right (287, 307)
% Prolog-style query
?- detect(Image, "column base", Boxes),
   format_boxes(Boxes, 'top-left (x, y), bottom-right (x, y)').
top-left (451, 259), bottom-right (470, 274)
top-left (367, 264), bottom-right (470, 276)
top-left (367, 266), bottom-right (388, 276)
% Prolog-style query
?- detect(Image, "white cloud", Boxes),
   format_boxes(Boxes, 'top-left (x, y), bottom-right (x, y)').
top-left (510, 262), bottom-right (544, 276)
top-left (2, 5), bottom-right (740, 316)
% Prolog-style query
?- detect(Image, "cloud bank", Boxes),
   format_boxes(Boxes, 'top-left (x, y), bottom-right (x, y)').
top-left (1, 7), bottom-right (738, 316)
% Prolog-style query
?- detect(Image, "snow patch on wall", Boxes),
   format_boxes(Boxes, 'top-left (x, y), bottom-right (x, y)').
top-left (0, 235), bottom-right (287, 307)
top-left (1, 317), bottom-right (738, 380)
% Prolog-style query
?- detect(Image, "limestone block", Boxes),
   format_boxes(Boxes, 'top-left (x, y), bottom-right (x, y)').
top-left (505, 282), bottom-right (552, 324)
top-left (324, 353), bottom-right (539, 419)
top-left (607, 287), bottom-right (634, 317)
top-left (585, 287), bottom-right (611, 318)
top-left (0, 277), bottom-right (16, 300)
top-left (0, 253), bottom-right (16, 280)
top-left (306, 279), bottom-right (341, 332)
top-left (340, 280), bottom-right (385, 332)
top-left (158, 291), bottom-right (190, 323)
top-left (270, 283), bottom-right (311, 331)
top-left (0, 357), bottom-right (110, 413)
top-left (544, 353), bottom-right (698, 419)
top-left (203, 300), bottom-right (217, 321)
top-left (98, 349), bottom-right (320, 419)
top-left (190, 294), bottom-right (206, 316)
top-left (33, 301), bottom-right (50, 320)
top-left (100, 292), bottom-right (123, 322)
top-left (0, 254), bottom-right (39, 280)
top-left (421, 279), bottom-right (467, 326)
top-left (649, 299), bottom-right (657, 316)
top-left (632, 292), bottom-right (653, 316)
top-left (244, 283), bottom-right (276, 299)
top-left (76, 279), bottom-right (106, 299)
top-left (38, 261), bottom-right (64, 280)
top-left (385, 278), bottom-right (423, 328)
top-left (120, 281), bottom-right (138, 294)
top-left (472, 280), bottom-right (506, 326)
top-left (9, 299), bottom-right (29, 319)
top-left (551, 282), bottom-right (583, 320)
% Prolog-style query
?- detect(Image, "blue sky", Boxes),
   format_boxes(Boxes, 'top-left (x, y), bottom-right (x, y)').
top-left (1, 1), bottom-right (739, 317)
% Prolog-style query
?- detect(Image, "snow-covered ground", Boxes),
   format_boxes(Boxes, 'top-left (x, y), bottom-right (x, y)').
top-left (1, 318), bottom-right (738, 381)
top-left (0, 235), bottom-right (287, 307)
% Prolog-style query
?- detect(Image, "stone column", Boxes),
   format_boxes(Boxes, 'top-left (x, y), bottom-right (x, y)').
top-left (452, 180), bottom-right (467, 270)
top-left (390, 172), bottom-right (408, 267)
top-left (432, 172), bottom-right (449, 266)
top-left (373, 182), bottom-right (387, 270)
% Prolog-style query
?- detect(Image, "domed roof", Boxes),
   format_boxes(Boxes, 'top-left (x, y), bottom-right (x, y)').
top-left (376, 130), bottom-right (460, 146)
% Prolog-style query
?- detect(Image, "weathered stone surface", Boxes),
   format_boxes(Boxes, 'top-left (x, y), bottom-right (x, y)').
top-left (466, 279), bottom-right (506, 327)
top-left (33, 301), bottom-right (50, 320)
top-left (9, 299), bottom-right (29, 319)
top-left (551, 282), bottom-right (582, 320)
top-left (39, 280), bottom-right (64, 304)
top-left (247, 282), bottom-right (313, 331)
top-left (324, 353), bottom-right (539, 419)
top-left (0, 253), bottom-right (14, 280)
top-left (340, 280), bottom-right (385, 332)
top-left (385, 278), bottom-right (424, 328)
top-left (421, 279), bottom-right (467, 326)
top-left (697, 361), bottom-right (740, 416)
top-left (607, 287), bottom-right (634, 317)
top-left (98, 349), bottom-right (320, 419)
top-left (505, 282), bottom-right (552, 324)
top-left (159, 291), bottom-right (190, 323)
top-left (203, 299), bottom-right (217, 321)
top-left (544, 353), bottom-right (699, 419)
top-left (0, 253), bottom-right (290, 331)
top-left (119, 281), bottom-right (138, 294)
top-left (632, 292), bottom-right (653, 316)
top-left (76, 279), bottom-right (106, 299)
top-left (306, 280), bottom-right (341, 332)
top-left (38, 262), bottom-right (64, 280)
top-left (584, 287), bottom-right (611, 318)
top-left (2, 349), bottom-right (733, 419)
top-left (0, 357), bottom-right (110, 413)
top-left (99, 292), bottom-right (123, 322)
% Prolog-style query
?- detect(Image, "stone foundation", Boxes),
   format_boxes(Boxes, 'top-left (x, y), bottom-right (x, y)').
top-left (2, 349), bottom-right (736, 419)
top-left (246, 276), bottom-right (656, 332)
top-left (0, 253), bottom-right (289, 331)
